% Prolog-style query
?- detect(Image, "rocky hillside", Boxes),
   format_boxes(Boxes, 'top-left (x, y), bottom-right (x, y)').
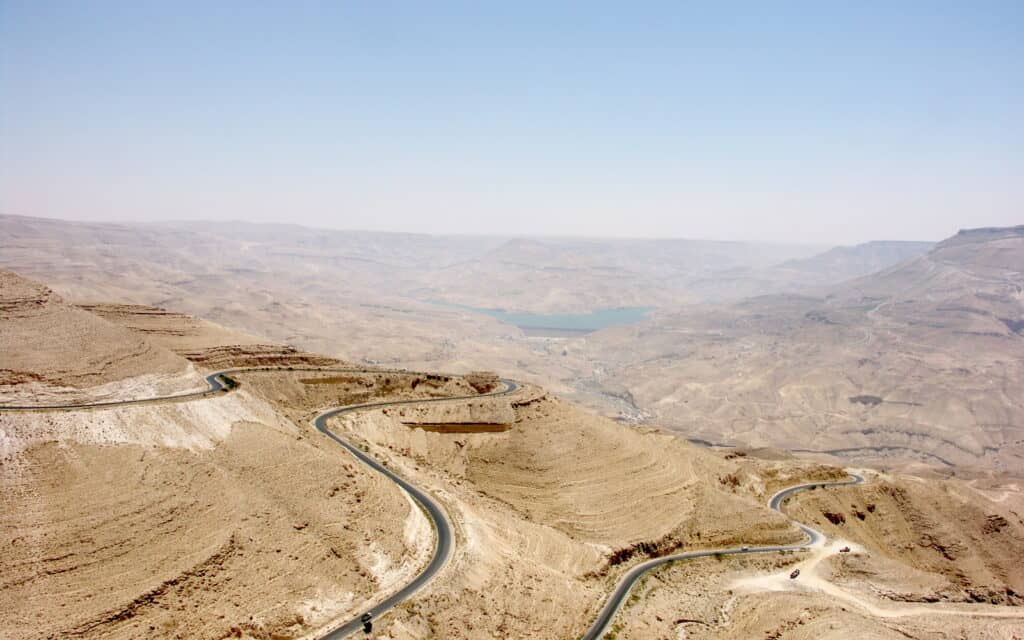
top-left (778, 240), bottom-right (933, 281)
top-left (4, 268), bottom-right (1022, 639)
top-left (0, 269), bottom-right (203, 402)
top-left (575, 226), bottom-right (1024, 473)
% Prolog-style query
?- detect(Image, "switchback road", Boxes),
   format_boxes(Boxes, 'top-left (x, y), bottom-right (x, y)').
top-left (580, 474), bottom-right (865, 640)
top-left (0, 372), bottom-right (873, 640)
top-left (0, 367), bottom-right (518, 639)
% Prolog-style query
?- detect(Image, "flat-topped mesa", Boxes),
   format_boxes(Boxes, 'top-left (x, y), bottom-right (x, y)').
top-left (937, 225), bottom-right (1024, 249)
top-left (921, 225), bottom-right (1024, 275)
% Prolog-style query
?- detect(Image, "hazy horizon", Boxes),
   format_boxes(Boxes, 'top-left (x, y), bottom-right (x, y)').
top-left (3, 6), bottom-right (1024, 632)
top-left (3, 210), bottom-right (963, 247)
top-left (2, 2), bottom-right (1021, 245)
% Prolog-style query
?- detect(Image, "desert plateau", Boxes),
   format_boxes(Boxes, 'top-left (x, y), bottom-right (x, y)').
top-left (3, 4), bottom-right (1022, 638)
top-left (3, 223), bottom-right (1023, 639)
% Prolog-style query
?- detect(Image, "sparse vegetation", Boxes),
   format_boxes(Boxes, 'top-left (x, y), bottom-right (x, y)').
top-left (718, 472), bottom-right (741, 489)
top-left (823, 511), bottom-right (847, 525)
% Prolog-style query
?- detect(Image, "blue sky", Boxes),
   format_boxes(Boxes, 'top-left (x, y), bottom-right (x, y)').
top-left (1, 1), bottom-right (1020, 244)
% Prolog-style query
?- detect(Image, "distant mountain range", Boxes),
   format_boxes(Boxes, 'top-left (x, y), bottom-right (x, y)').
top-left (778, 240), bottom-right (933, 280)
top-left (578, 225), bottom-right (1024, 472)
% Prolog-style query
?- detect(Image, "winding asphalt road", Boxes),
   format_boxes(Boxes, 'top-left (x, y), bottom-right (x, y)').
top-left (580, 473), bottom-right (865, 640)
top-left (2, 370), bottom-right (866, 639)
top-left (0, 366), bottom-right (517, 639)
top-left (0, 370), bottom-right (238, 411)
top-left (308, 376), bottom-right (518, 638)
top-left (0, 366), bottom-right (471, 412)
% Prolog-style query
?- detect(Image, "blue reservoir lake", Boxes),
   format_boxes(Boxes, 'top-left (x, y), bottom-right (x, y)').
top-left (432, 302), bottom-right (654, 335)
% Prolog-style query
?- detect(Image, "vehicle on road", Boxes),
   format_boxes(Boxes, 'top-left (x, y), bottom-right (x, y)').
top-left (840, 546), bottom-right (851, 553)
top-left (741, 545), bottom-right (750, 551)
top-left (790, 569), bottom-right (801, 579)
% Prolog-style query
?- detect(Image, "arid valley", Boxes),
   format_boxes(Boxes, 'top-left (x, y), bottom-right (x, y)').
top-left (2, 216), bottom-right (1023, 639)
top-left (3, 4), bottom-right (1022, 637)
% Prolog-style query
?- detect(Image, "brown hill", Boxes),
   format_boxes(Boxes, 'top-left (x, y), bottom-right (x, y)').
top-left (573, 226), bottom-right (1024, 473)
top-left (3, 267), bottom-right (1022, 639)
top-left (777, 240), bottom-right (933, 281)
top-left (0, 269), bottom-right (203, 402)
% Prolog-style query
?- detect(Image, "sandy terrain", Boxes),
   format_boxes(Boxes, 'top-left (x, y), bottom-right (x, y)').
top-left (605, 470), bottom-right (1024, 639)
top-left (3, 216), bottom-right (1016, 478)
top-left (75, 302), bottom-right (351, 372)
top-left (0, 291), bottom-right (450, 639)
top-left (78, 302), bottom-right (267, 353)
top-left (609, 553), bottom-right (1024, 640)
top-left (0, 270), bottom-right (205, 403)
top-left (1, 334), bottom-right (1019, 639)
top-left (781, 473), bottom-right (1024, 606)
top-left (732, 540), bottom-right (1024, 621)
top-left (2, 433), bottom-right (428, 640)
top-left (1, 219), bottom-right (1022, 640)
top-left (286, 388), bottom-right (848, 639)
top-left (0, 385), bottom-right (276, 456)
top-left (0, 373), bottom-right (436, 640)
top-left (562, 227), bottom-right (1024, 474)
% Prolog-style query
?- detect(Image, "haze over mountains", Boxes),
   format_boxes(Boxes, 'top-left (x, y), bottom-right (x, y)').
top-left (3, 239), bottom-right (1024, 639)
top-left (1, 212), bottom-right (929, 329)
top-left (1, 213), bottom-right (918, 312)
top-left (4, 214), bottom-right (1020, 479)
top-left (4, 1), bottom-right (1022, 636)
top-left (575, 226), bottom-right (1024, 473)
top-left (779, 240), bottom-right (934, 282)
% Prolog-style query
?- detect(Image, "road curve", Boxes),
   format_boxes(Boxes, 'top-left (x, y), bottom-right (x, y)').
top-left (0, 366), bottom-right (473, 412)
top-left (0, 366), bottom-right (518, 639)
top-left (2, 374), bottom-right (867, 639)
top-left (580, 473), bottom-right (865, 640)
top-left (311, 377), bottom-right (519, 638)
top-left (0, 370), bottom-right (237, 411)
